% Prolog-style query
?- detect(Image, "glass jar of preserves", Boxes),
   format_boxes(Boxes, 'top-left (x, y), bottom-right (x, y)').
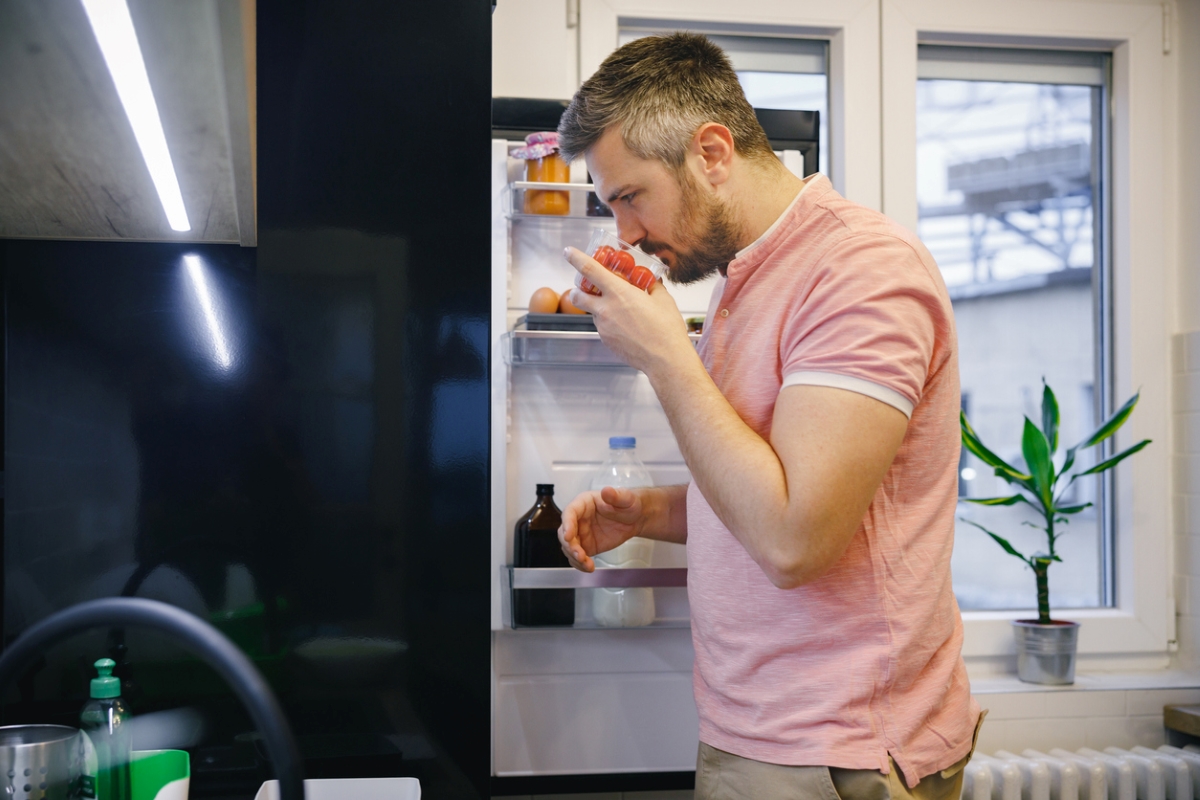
top-left (513, 132), bottom-right (570, 215)
top-left (525, 154), bottom-right (570, 215)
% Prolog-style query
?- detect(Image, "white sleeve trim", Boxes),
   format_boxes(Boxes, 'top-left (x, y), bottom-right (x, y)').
top-left (780, 371), bottom-right (915, 419)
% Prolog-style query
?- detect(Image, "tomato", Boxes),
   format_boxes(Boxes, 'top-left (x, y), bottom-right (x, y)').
top-left (591, 245), bottom-right (616, 268)
top-left (627, 265), bottom-right (655, 291)
top-left (578, 277), bottom-right (601, 296)
top-left (610, 250), bottom-right (635, 279)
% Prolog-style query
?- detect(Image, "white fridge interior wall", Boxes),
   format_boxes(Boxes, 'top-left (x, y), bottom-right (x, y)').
top-left (490, 137), bottom-right (701, 776)
top-left (488, 106), bottom-right (814, 776)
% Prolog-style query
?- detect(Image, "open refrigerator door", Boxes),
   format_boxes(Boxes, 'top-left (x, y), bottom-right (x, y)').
top-left (487, 107), bottom-right (815, 783)
top-left (488, 137), bottom-right (709, 780)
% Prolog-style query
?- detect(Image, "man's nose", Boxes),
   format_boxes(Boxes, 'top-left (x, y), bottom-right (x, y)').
top-left (613, 210), bottom-right (645, 246)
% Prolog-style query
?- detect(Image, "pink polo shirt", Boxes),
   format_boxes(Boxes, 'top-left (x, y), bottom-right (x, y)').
top-left (687, 174), bottom-right (979, 787)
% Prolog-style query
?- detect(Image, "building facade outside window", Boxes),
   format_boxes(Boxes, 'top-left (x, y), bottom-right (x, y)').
top-left (915, 46), bottom-right (1113, 613)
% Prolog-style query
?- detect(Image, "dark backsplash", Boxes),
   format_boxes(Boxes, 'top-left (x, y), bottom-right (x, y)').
top-left (1, 1), bottom-right (492, 797)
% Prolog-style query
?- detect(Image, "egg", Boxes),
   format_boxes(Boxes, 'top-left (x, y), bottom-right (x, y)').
top-left (529, 286), bottom-right (560, 314)
top-left (558, 290), bottom-right (588, 315)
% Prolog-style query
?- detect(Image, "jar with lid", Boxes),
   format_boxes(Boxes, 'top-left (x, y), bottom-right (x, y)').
top-left (513, 132), bottom-right (570, 215)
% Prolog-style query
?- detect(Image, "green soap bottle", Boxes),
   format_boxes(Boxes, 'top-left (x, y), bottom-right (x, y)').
top-left (80, 658), bottom-right (131, 800)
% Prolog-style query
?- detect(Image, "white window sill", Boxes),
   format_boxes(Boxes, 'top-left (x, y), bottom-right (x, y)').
top-left (969, 668), bottom-right (1200, 695)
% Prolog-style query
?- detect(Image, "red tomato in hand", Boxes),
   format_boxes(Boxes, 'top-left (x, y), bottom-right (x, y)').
top-left (578, 277), bottom-right (601, 296)
top-left (592, 245), bottom-right (616, 268)
top-left (611, 250), bottom-right (635, 279)
top-left (628, 265), bottom-right (655, 291)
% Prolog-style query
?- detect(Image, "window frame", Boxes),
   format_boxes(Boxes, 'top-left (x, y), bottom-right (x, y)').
top-left (618, 28), bottom-right (832, 176)
top-left (885, 0), bottom-right (1170, 670)
top-left (580, 0), bottom-right (883, 208)
top-left (577, 0), bottom-right (1173, 669)
top-left (915, 49), bottom-right (1114, 614)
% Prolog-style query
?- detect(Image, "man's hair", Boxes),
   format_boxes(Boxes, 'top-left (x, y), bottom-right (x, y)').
top-left (557, 32), bottom-right (776, 169)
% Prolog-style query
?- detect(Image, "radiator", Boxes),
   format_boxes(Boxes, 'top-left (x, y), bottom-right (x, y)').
top-left (963, 745), bottom-right (1200, 800)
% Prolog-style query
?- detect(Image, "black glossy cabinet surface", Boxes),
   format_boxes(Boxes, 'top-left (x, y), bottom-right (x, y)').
top-left (0, 2), bottom-right (492, 797)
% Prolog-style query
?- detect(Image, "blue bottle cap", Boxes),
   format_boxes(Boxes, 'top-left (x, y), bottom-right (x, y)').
top-left (609, 436), bottom-right (636, 449)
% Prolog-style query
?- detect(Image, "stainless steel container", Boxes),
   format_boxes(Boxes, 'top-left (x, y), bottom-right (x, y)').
top-left (0, 725), bottom-right (84, 800)
top-left (1012, 619), bottom-right (1080, 685)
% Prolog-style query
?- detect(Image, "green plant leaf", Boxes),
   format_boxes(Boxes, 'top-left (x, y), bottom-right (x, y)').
top-left (961, 412), bottom-right (1033, 483)
top-left (1078, 438), bottom-right (1152, 476)
top-left (1021, 416), bottom-right (1054, 507)
top-left (1056, 502), bottom-right (1092, 515)
top-left (960, 517), bottom-right (1031, 566)
top-left (963, 494), bottom-right (1027, 506)
top-left (960, 417), bottom-right (1036, 491)
top-left (1075, 391), bottom-right (1141, 451)
top-left (1041, 381), bottom-right (1059, 455)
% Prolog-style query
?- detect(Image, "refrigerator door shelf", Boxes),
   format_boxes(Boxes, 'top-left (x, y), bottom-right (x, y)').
top-left (508, 566), bottom-right (687, 589)
top-left (504, 567), bottom-right (691, 630)
top-left (511, 180), bottom-right (595, 192)
top-left (503, 330), bottom-right (701, 367)
top-left (506, 181), bottom-right (606, 222)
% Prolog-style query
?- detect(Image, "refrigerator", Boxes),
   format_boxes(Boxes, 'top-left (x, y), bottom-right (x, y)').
top-left (1, 1), bottom-right (493, 798)
top-left (488, 100), bottom-right (818, 794)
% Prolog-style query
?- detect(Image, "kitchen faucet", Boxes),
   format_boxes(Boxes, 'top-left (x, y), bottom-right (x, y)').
top-left (0, 597), bottom-right (305, 800)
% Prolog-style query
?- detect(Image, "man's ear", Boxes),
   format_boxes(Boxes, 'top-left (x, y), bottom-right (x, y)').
top-left (691, 123), bottom-right (735, 188)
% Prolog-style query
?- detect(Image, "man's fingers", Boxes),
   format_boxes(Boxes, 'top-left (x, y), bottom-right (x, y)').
top-left (567, 288), bottom-right (597, 314)
top-left (563, 246), bottom-right (623, 295)
top-left (558, 510), bottom-right (595, 572)
top-left (569, 550), bottom-right (595, 572)
top-left (600, 485), bottom-right (636, 509)
top-left (560, 533), bottom-right (594, 571)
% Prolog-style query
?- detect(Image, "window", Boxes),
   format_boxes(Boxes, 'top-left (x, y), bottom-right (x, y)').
top-left (619, 28), bottom-right (829, 176)
top-left (916, 46), bottom-right (1112, 612)
top-left (567, 0), bottom-right (1170, 662)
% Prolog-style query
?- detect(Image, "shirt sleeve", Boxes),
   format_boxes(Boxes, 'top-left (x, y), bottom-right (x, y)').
top-left (779, 233), bottom-right (948, 419)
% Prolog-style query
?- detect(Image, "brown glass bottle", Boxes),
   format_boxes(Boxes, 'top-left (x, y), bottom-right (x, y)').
top-left (513, 484), bottom-right (574, 626)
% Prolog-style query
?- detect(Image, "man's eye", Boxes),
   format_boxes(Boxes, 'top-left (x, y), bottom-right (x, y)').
top-left (621, 192), bottom-right (637, 204)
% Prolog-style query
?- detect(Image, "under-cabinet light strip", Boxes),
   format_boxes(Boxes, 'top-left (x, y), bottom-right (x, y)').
top-left (81, 0), bottom-right (191, 232)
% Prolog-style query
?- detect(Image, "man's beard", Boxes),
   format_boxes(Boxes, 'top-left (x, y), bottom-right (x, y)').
top-left (641, 171), bottom-right (742, 286)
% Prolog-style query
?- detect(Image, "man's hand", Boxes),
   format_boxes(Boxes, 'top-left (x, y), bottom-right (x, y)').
top-left (558, 486), bottom-right (647, 572)
top-left (562, 247), bottom-right (695, 375)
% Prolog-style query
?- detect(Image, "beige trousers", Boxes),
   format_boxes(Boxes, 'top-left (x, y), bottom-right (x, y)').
top-left (694, 712), bottom-right (986, 800)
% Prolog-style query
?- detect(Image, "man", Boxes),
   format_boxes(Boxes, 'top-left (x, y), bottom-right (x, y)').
top-left (554, 33), bottom-right (983, 800)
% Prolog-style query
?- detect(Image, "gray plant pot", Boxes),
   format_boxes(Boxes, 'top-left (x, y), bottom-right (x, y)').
top-left (1012, 620), bottom-right (1080, 685)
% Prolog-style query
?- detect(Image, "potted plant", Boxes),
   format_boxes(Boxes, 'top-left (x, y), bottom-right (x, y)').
top-left (959, 382), bottom-right (1151, 684)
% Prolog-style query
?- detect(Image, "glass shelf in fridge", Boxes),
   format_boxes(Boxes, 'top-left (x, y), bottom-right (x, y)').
top-left (503, 566), bottom-right (691, 630)
top-left (502, 330), bottom-right (701, 368)
top-left (505, 180), bottom-right (616, 223)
